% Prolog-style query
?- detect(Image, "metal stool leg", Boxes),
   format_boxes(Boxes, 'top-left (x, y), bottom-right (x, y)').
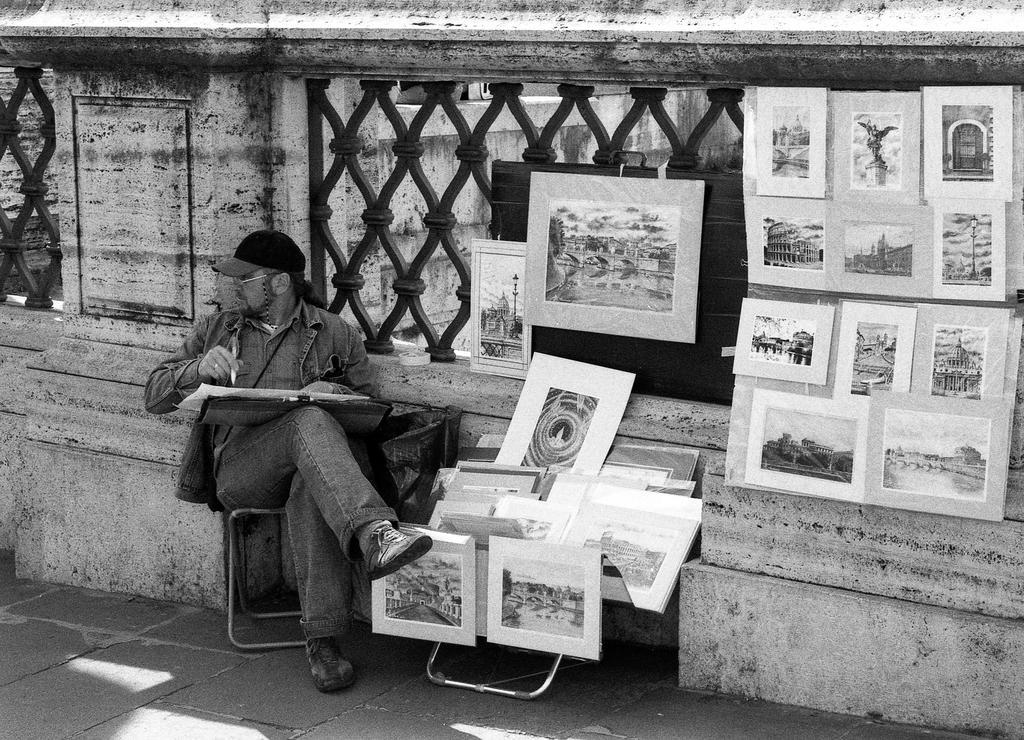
top-left (227, 507), bottom-right (304, 651)
top-left (425, 642), bottom-right (592, 700)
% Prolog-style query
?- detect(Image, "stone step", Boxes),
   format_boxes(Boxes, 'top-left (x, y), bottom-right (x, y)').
top-left (678, 563), bottom-right (1024, 738)
top-left (703, 484), bottom-right (1024, 620)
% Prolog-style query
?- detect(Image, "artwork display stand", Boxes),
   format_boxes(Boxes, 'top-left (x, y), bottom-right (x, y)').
top-left (425, 642), bottom-right (593, 700)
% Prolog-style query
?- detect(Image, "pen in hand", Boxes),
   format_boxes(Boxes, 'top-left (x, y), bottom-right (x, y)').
top-left (229, 333), bottom-right (238, 386)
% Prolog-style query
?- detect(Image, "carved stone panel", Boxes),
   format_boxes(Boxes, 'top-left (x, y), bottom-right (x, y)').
top-left (72, 96), bottom-right (194, 322)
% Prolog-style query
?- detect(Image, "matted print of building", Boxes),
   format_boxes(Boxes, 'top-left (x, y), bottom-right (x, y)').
top-left (933, 337), bottom-right (983, 397)
top-left (764, 221), bottom-right (822, 267)
top-left (845, 231), bottom-right (912, 275)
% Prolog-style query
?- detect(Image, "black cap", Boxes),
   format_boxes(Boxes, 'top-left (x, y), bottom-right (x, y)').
top-left (213, 230), bottom-right (306, 277)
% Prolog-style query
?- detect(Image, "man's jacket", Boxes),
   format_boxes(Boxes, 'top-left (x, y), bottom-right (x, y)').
top-left (143, 302), bottom-right (375, 509)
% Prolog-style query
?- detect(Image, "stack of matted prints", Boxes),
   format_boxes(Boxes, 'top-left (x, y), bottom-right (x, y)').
top-left (729, 296), bottom-right (1021, 521)
top-left (744, 86), bottom-right (1023, 301)
top-left (372, 354), bottom-right (703, 660)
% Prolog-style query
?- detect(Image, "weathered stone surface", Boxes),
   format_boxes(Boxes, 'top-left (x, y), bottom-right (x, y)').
top-left (73, 96), bottom-right (195, 321)
top-left (8, 4), bottom-right (1024, 86)
top-left (678, 564), bottom-right (1024, 737)
top-left (54, 69), bottom-right (285, 323)
top-left (16, 442), bottom-right (224, 607)
top-left (0, 305), bottom-right (63, 550)
top-left (703, 484), bottom-right (1024, 619)
top-left (374, 355), bottom-right (731, 453)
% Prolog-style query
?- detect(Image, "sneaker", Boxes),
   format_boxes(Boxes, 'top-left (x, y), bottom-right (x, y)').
top-left (363, 523), bottom-right (433, 581)
top-left (306, 636), bottom-right (355, 693)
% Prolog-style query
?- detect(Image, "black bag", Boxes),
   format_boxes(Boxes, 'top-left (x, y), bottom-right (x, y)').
top-left (367, 405), bottom-right (462, 524)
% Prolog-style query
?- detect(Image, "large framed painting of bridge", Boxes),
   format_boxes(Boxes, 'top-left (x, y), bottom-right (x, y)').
top-left (486, 537), bottom-right (602, 660)
top-left (744, 388), bottom-right (869, 503)
top-left (525, 173), bottom-right (705, 344)
top-left (866, 392), bottom-right (1010, 521)
top-left (733, 297), bottom-right (835, 385)
top-left (922, 86), bottom-right (1015, 202)
top-left (752, 87), bottom-right (828, 199)
top-left (470, 239), bottom-right (531, 379)
top-left (371, 529), bottom-right (477, 646)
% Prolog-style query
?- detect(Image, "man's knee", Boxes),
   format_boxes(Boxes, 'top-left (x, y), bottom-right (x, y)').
top-left (284, 406), bottom-right (351, 452)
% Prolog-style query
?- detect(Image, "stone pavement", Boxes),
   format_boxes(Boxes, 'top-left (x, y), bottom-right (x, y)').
top-left (0, 552), bottom-right (977, 740)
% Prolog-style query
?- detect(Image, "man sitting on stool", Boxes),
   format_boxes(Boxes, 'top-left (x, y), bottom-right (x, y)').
top-left (144, 229), bottom-right (432, 692)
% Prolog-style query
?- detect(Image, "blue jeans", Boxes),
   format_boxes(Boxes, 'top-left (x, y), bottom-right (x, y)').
top-left (215, 406), bottom-right (396, 638)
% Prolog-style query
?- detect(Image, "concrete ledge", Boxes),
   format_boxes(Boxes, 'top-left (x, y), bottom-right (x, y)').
top-left (7, 4), bottom-right (1024, 84)
top-left (17, 442), bottom-right (224, 607)
top-left (702, 484), bottom-right (1024, 619)
top-left (678, 563), bottom-right (1024, 737)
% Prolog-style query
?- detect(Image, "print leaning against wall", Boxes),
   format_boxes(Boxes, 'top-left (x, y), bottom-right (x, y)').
top-left (494, 353), bottom-right (635, 473)
top-left (525, 173), bottom-right (705, 343)
top-left (744, 388), bottom-right (869, 503)
top-left (470, 239), bottom-right (531, 379)
top-left (486, 537), bottom-right (602, 660)
top-left (750, 87), bottom-right (828, 198)
top-left (733, 297), bottom-right (835, 385)
top-left (371, 530), bottom-right (477, 646)
top-left (866, 393), bottom-right (1011, 521)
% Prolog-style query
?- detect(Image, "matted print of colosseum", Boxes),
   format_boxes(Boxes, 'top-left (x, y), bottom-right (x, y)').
top-left (762, 216), bottom-right (824, 271)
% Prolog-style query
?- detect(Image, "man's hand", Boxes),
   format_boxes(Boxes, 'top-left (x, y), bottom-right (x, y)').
top-left (197, 346), bottom-right (241, 384)
top-left (299, 381), bottom-right (340, 395)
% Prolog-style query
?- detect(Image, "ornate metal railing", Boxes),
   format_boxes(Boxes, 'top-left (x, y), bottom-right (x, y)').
top-left (0, 67), bottom-right (60, 309)
top-left (308, 80), bottom-right (744, 360)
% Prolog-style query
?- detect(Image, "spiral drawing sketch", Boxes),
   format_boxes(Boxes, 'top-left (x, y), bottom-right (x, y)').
top-left (523, 387), bottom-right (599, 467)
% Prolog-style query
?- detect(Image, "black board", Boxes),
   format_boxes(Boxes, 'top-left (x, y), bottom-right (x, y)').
top-left (490, 160), bottom-right (746, 404)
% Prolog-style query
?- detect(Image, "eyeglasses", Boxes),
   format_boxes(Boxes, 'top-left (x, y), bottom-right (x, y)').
top-left (237, 273), bottom-right (270, 285)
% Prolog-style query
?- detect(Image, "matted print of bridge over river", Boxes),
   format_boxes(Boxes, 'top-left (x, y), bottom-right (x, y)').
top-left (501, 557), bottom-right (586, 640)
top-left (383, 553), bottom-right (464, 627)
top-left (882, 408), bottom-right (989, 499)
top-left (546, 198), bottom-right (681, 314)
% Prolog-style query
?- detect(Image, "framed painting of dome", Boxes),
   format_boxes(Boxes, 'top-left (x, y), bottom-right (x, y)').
top-left (910, 304), bottom-right (1013, 401)
top-left (470, 239), bottom-right (531, 379)
top-left (922, 86), bottom-right (1015, 201)
top-left (749, 87), bottom-right (828, 199)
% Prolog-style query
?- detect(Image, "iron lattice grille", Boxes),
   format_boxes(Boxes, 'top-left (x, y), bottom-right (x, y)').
top-left (0, 67), bottom-right (59, 309)
top-left (307, 80), bottom-right (744, 360)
